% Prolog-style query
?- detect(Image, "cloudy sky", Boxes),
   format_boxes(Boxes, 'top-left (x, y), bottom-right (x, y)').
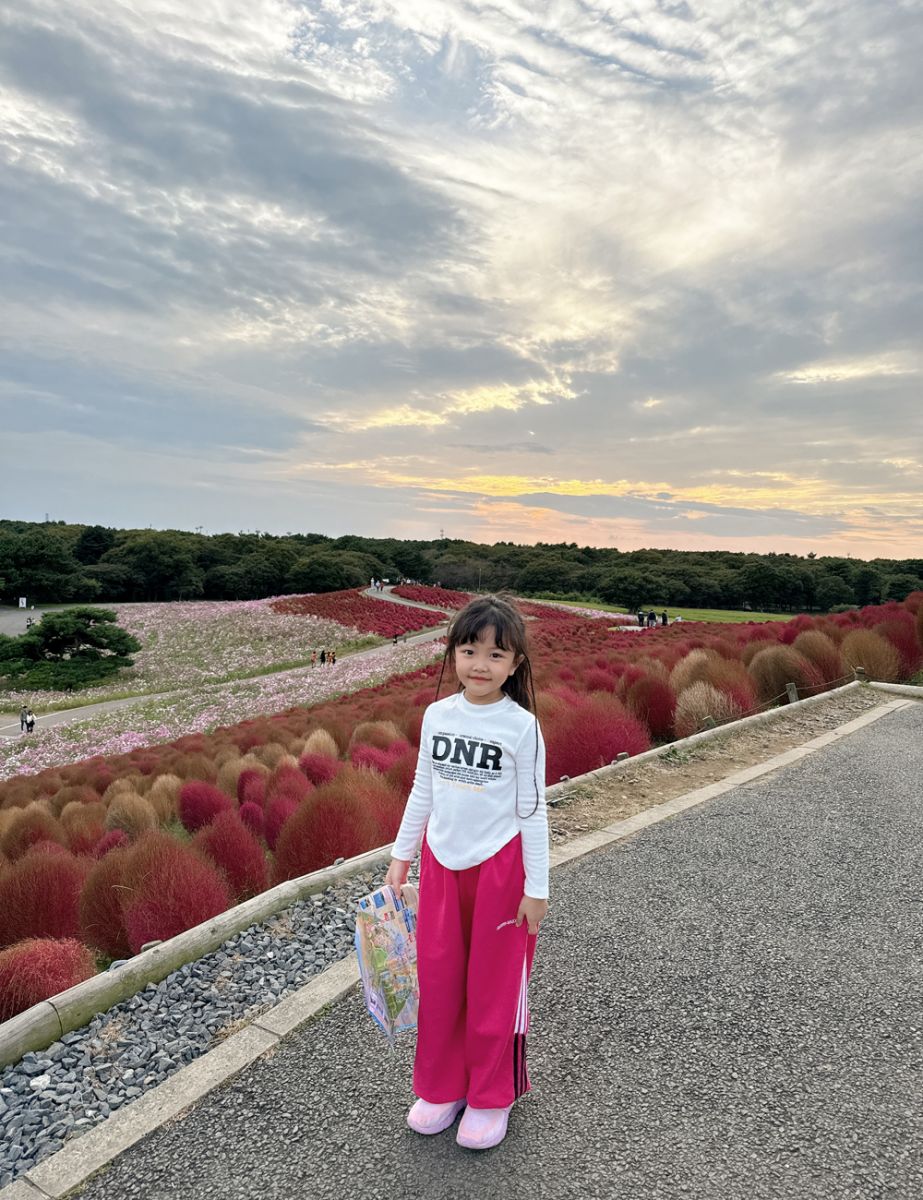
top-left (1, 0), bottom-right (921, 558)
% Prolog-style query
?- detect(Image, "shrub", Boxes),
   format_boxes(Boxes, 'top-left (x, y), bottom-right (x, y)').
top-left (265, 765), bottom-right (313, 807)
top-left (147, 774), bottom-right (182, 824)
top-left (303, 728), bottom-right (340, 758)
top-left (265, 794), bottom-right (299, 851)
top-left (792, 631), bottom-right (844, 684)
top-left (741, 639), bottom-right (777, 667)
top-left (385, 746), bottom-right (419, 798)
top-left (79, 847), bottom-right (133, 957)
top-left (237, 768), bottom-right (267, 809)
top-left (254, 742), bottom-right (290, 769)
top-left (670, 649), bottom-right (723, 695)
top-left (273, 773), bottom-right (387, 883)
top-left (0, 850), bottom-right (90, 947)
top-left (0, 939), bottom-right (97, 1021)
top-left (349, 720), bottom-right (405, 750)
top-left (625, 677), bottom-right (677, 740)
top-left (178, 782), bottom-right (235, 833)
top-left (193, 813), bottom-right (267, 901)
top-left (545, 696), bottom-right (651, 784)
top-left (94, 829), bottom-right (130, 857)
top-left (0, 804), bottom-right (68, 861)
top-left (584, 668), bottom-right (617, 693)
top-left (216, 755), bottom-right (246, 799)
top-left (841, 630), bottom-right (901, 683)
top-left (104, 792), bottom-right (159, 839)
top-left (171, 753), bottom-right (218, 782)
top-left (239, 801), bottom-right (266, 838)
top-left (61, 801), bottom-right (107, 855)
top-left (47, 785), bottom-right (101, 817)
top-left (875, 617), bottom-right (922, 678)
top-left (297, 752), bottom-right (341, 786)
top-left (119, 832), bottom-right (231, 953)
top-left (747, 645), bottom-right (824, 703)
top-left (674, 682), bottom-right (745, 738)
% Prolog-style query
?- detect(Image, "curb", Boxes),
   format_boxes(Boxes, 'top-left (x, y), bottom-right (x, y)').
top-left (1, 694), bottom-right (913, 1200)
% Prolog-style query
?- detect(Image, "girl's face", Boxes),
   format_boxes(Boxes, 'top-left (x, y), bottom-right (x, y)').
top-left (454, 626), bottom-right (522, 705)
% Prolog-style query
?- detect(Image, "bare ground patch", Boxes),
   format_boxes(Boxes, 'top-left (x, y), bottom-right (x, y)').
top-left (549, 687), bottom-right (895, 845)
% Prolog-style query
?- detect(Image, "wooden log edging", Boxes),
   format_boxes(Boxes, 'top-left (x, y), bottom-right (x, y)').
top-left (0, 677), bottom-right (896, 1068)
top-left (868, 681), bottom-right (923, 698)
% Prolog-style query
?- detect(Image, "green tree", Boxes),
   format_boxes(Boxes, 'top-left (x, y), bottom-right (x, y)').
top-left (285, 551), bottom-right (368, 594)
top-left (103, 533), bottom-right (204, 600)
top-left (882, 573), bottom-right (923, 602)
top-left (815, 574), bottom-right (855, 610)
top-left (598, 568), bottom-right (669, 609)
top-left (74, 525), bottom-right (116, 564)
top-left (853, 565), bottom-right (882, 606)
top-left (0, 607), bottom-right (141, 690)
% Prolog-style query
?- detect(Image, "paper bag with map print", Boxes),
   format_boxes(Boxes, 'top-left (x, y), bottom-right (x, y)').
top-left (355, 883), bottom-right (419, 1045)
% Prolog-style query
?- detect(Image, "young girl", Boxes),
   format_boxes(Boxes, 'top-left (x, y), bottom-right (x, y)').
top-left (384, 594), bottom-right (549, 1151)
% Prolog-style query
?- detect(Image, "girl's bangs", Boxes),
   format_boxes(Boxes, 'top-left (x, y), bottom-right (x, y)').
top-left (449, 599), bottom-right (523, 653)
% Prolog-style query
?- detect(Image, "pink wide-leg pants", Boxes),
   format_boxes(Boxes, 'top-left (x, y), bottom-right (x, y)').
top-left (413, 832), bottom-right (538, 1109)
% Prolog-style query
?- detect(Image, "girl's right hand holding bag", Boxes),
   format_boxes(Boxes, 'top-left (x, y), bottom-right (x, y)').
top-left (384, 856), bottom-right (410, 899)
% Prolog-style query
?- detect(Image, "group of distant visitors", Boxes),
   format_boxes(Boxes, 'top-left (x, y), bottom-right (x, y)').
top-left (370, 578), bottom-right (387, 591)
top-left (19, 705), bottom-right (36, 734)
top-left (310, 649), bottom-right (337, 667)
top-left (636, 609), bottom-right (682, 627)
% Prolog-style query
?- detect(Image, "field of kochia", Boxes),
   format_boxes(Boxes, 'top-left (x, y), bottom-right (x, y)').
top-left (1, 588), bottom-right (921, 1020)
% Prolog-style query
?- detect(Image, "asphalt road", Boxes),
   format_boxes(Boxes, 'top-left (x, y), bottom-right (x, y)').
top-left (62, 701), bottom-right (923, 1199)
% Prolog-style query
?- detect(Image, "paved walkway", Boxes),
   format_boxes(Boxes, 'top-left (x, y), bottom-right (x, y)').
top-left (66, 701), bottom-right (923, 1199)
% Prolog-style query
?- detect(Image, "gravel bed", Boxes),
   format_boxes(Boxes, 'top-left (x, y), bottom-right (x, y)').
top-left (0, 865), bottom-right (409, 1187)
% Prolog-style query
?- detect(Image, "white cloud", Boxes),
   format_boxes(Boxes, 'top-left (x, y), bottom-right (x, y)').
top-left (0, 0), bottom-right (921, 555)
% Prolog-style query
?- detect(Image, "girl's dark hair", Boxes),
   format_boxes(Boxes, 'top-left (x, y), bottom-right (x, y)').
top-left (433, 593), bottom-right (542, 817)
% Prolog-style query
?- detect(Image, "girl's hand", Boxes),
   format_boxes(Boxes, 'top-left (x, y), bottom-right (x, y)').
top-left (384, 857), bottom-right (410, 899)
top-left (515, 895), bottom-right (549, 936)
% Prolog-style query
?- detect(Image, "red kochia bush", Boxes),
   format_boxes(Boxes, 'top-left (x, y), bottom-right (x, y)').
top-left (297, 752), bottom-right (341, 786)
top-left (0, 805), bottom-right (68, 861)
top-left (236, 769), bottom-right (267, 809)
top-left (94, 829), bottom-right (130, 858)
top-left (178, 782), bottom-right (235, 833)
top-left (544, 696), bottom-right (651, 784)
top-left (239, 801), bottom-right (266, 838)
top-left (119, 832), bottom-right (232, 954)
top-left (625, 677), bottom-right (677, 740)
top-left (79, 847), bottom-right (133, 958)
top-left (265, 795), bottom-right (299, 851)
top-left (0, 850), bottom-right (90, 947)
top-left (272, 770), bottom-right (395, 883)
top-left (265, 765), bottom-right (312, 807)
top-left (193, 812), bottom-right (267, 901)
top-left (0, 938), bottom-right (96, 1021)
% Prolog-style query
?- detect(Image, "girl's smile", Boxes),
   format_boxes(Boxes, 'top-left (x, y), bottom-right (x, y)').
top-left (454, 627), bottom-right (522, 705)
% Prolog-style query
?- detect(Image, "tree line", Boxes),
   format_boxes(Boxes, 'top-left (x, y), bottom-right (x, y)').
top-left (1, 520), bottom-right (921, 613)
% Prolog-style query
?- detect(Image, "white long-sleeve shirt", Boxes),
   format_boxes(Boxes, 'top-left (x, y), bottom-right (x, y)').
top-left (391, 691), bottom-right (549, 899)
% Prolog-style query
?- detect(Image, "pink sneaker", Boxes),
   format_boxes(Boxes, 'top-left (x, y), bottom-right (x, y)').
top-left (406, 1097), bottom-right (466, 1135)
top-left (456, 1104), bottom-right (513, 1150)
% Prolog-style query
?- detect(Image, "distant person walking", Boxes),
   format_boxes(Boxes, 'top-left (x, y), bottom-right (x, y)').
top-left (19, 704), bottom-right (28, 732)
top-left (330, 650), bottom-right (337, 666)
top-left (25, 709), bottom-right (35, 734)
top-left (319, 649), bottom-right (326, 666)
top-left (647, 610), bottom-right (657, 628)
top-left (660, 611), bottom-right (668, 626)
top-left (311, 650), bottom-right (317, 668)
